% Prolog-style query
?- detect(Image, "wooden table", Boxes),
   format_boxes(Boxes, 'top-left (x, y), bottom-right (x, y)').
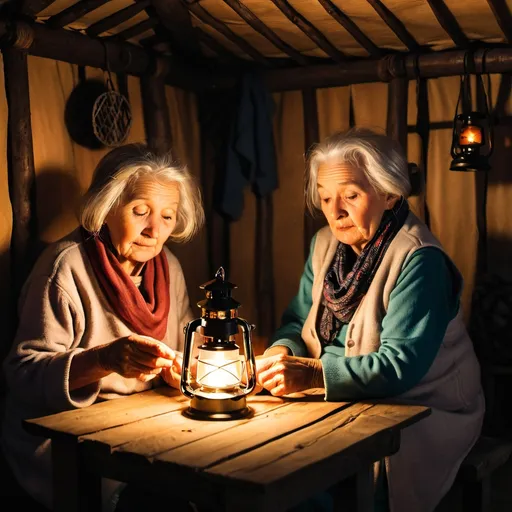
top-left (24, 387), bottom-right (430, 512)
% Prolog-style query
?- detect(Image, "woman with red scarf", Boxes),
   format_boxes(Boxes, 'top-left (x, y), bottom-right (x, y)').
top-left (1, 143), bottom-right (204, 511)
top-left (256, 129), bottom-right (485, 512)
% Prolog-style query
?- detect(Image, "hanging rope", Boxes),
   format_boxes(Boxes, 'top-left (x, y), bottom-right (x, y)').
top-left (92, 41), bottom-right (132, 147)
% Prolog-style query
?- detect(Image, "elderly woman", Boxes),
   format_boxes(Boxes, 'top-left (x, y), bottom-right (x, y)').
top-left (1, 143), bottom-right (204, 511)
top-left (256, 128), bottom-right (485, 512)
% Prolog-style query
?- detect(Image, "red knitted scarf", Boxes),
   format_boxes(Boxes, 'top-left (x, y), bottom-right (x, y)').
top-left (82, 228), bottom-right (170, 340)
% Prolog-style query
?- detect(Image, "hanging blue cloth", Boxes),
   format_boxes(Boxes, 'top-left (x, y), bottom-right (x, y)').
top-left (220, 71), bottom-right (278, 221)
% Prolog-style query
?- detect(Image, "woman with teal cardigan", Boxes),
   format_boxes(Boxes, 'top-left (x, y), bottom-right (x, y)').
top-left (256, 128), bottom-right (485, 512)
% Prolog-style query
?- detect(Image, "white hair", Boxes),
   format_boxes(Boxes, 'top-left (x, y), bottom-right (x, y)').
top-left (305, 128), bottom-right (411, 215)
top-left (79, 143), bottom-right (204, 242)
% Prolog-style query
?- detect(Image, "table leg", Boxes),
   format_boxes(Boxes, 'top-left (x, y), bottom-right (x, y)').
top-left (355, 465), bottom-right (375, 512)
top-left (52, 437), bottom-right (102, 512)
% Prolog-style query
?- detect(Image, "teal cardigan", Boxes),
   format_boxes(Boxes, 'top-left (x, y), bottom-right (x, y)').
top-left (271, 234), bottom-right (461, 400)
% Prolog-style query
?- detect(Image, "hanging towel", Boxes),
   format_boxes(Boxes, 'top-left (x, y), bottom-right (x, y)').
top-left (220, 71), bottom-right (278, 220)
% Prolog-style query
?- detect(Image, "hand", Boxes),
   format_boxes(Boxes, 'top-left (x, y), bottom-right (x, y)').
top-left (97, 334), bottom-right (175, 382)
top-left (256, 354), bottom-right (324, 397)
top-left (160, 352), bottom-right (183, 389)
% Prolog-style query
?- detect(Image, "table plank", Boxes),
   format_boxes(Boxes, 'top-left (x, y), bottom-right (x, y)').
top-left (207, 402), bottom-right (430, 484)
top-left (80, 395), bottom-right (288, 458)
top-left (24, 387), bottom-right (185, 438)
top-left (158, 399), bottom-right (353, 468)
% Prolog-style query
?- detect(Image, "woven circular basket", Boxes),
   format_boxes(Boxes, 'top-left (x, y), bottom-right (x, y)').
top-left (92, 89), bottom-right (132, 147)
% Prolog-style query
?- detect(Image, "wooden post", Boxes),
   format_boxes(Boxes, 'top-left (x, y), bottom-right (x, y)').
top-left (3, 48), bottom-right (38, 304)
top-left (387, 76), bottom-right (408, 153)
top-left (140, 62), bottom-right (172, 156)
top-left (302, 88), bottom-right (325, 261)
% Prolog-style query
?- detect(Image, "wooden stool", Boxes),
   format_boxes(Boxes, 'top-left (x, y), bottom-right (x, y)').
top-left (457, 435), bottom-right (512, 512)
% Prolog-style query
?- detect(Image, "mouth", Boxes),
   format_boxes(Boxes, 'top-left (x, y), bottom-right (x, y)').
top-left (336, 225), bottom-right (353, 231)
top-left (133, 241), bottom-right (157, 248)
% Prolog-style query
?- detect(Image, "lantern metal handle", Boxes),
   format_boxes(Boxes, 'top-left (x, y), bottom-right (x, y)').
top-left (236, 317), bottom-right (256, 394)
top-left (180, 318), bottom-right (202, 399)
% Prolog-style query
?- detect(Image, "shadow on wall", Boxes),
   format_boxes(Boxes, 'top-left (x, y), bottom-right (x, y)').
top-left (33, 169), bottom-right (82, 268)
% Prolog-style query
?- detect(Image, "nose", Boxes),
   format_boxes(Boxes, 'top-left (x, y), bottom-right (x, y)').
top-left (329, 198), bottom-right (347, 220)
top-left (143, 213), bottom-right (160, 239)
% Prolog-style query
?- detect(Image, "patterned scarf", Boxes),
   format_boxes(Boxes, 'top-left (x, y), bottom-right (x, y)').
top-left (319, 198), bottom-right (409, 345)
top-left (82, 227), bottom-right (171, 340)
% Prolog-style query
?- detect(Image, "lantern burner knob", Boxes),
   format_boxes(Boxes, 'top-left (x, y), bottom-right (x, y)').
top-left (215, 267), bottom-right (225, 281)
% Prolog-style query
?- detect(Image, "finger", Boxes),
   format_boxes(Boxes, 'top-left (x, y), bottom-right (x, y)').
top-left (255, 355), bottom-right (281, 373)
top-left (130, 336), bottom-right (176, 359)
top-left (270, 384), bottom-right (286, 396)
top-left (258, 365), bottom-right (282, 386)
top-left (126, 361), bottom-right (163, 376)
top-left (132, 350), bottom-right (174, 369)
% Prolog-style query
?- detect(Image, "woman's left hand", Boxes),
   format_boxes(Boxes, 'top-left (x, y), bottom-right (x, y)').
top-left (160, 352), bottom-right (183, 389)
top-left (256, 354), bottom-right (324, 396)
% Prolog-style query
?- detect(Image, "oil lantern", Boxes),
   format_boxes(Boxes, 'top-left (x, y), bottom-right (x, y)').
top-left (450, 71), bottom-right (493, 172)
top-left (180, 267), bottom-right (256, 420)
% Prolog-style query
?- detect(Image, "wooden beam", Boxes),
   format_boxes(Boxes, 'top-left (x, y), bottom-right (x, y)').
top-left (318, 0), bottom-right (383, 57)
top-left (18, 0), bottom-right (56, 17)
top-left (140, 74), bottom-right (172, 156)
top-left (3, 49), bottom-right (37, 298)
top-left (366, 0), bottom-right (421, 52)
top-left (195, 28), bottom-right (241, 64)
top-left (86, 0), bottom-right (151, 37)
top-left (184, 1), bottom-right (271, 66)
top-left (269, 0), bottom-right (346, 63)
top-left (486, 0), bottom-right (512, 44)
top-left (46, 0), bottom-right (108, 29)
top-left (426, 0), bottom-right (469, 48)
top-left (194, 47), bottom-right (512, 92)
top-left (387, 77), bottom-right (408, 153)
top-left (0, 19), bottom-right (198, 89)
top-left (113, 17), bottom-right (157, 41)
top-left (150, 0), bottom-right (204, 63)
top-left (223, 0), bottom-right (310, 66)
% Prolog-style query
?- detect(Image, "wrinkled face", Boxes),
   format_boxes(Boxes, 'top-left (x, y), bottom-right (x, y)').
top-left (317, 161), bottom-right (397, 254)
top-left (106, 179), bottom-right (180, 275)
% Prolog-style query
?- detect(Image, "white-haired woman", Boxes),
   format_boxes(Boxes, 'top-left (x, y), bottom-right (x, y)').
top-left (1, 143), bottom-right (204, 511)
top-left (256, 128), bottom-right (485, 512)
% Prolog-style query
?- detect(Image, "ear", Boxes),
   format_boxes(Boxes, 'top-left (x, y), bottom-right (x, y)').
top-left (385, 194), bottom-right (400, 210)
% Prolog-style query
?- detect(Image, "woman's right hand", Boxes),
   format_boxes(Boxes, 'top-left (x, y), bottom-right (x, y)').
top-left (97, 334), bottom-right (176, 381)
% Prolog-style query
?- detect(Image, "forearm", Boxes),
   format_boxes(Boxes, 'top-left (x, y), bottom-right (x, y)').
top-left (69, 345), bottom-right (112, 391)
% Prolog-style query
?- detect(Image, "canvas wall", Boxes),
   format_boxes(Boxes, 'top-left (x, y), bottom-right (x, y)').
top-left (0, 55), bottom-right (511, 353)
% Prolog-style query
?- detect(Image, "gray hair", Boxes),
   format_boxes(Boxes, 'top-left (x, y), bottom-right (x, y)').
top-left (305, 128), bottom-right (411, 215)
top-left (79, 143), bottom-right (204, 242)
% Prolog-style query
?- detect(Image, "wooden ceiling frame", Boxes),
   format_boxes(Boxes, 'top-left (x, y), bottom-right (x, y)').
top-left (46, 0), bottom-right (107, 28)
top-left (184, 1), bottom-right (272, 66)
top-left (223, 0), bottom-right (311, 66)
top-left (150, 0), bottom-right (204, 63)
top-left (426, 0), bottom-right (469, 48)
top-left (366, 0), bottom-right (420, 52)
top-left (269, 0), bottom-right (345, 63)
top-left (86, 1), bottom-right (151, 38)
top-left (114, 17), bottom-right (157, 41)
top-left (317, 0), bottom-right (383, 57)
top-left (195, 27), bottom-right (243, 64)
top-left (486, 0), bottom-right (512, 44)
top-left (17, 0), bottom-right (55, 17)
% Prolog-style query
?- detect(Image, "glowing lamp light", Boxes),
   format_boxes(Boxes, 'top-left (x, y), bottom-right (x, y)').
top-left (180, 267), bottom-right (256, 420)
top-left (459, 124), bottom-right (483, 146)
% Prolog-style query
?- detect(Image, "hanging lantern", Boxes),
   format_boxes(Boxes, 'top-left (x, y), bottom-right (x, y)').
top-left (180, 267), bottom-right (256, 420)
top-left (450, 70), bottom-right (493, 172)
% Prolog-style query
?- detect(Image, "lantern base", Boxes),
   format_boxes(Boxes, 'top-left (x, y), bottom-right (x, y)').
top-left (450, 155), bottom-right (490, 172)
top-left (184, 395), bottom-right (253, 421)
